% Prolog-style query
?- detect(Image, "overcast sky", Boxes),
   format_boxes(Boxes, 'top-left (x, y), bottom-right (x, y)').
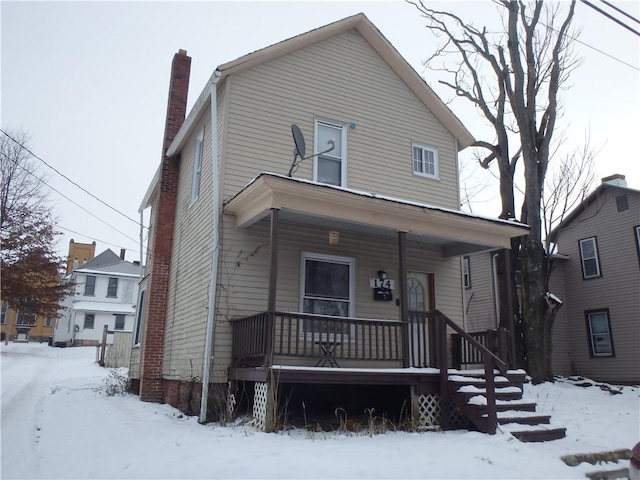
top-left (3, 1), bottom-right (639, 262)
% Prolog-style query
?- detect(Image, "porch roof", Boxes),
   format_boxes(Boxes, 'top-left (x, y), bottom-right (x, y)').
top-left (223, 173), bottom-right (529, 257)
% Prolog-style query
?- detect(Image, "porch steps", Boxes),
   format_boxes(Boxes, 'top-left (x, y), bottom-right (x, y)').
top-left (448, 371), bottom-right (567, 442)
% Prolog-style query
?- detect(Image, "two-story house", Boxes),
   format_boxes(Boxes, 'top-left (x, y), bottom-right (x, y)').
top-left (129, 14), bottom-right (564, 437)
top-left (463, 174), bottom-right (639, 385)
top-left (548, 174), bottom-right (639, 384)
top-left (53, 249), bottom-right (141, 347)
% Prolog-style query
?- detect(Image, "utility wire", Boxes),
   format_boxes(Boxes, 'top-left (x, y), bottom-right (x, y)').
top-left (56, 223), bottom-right (147, 255)
top-left (581, 0), bottom-right (640, 37)
top-left (599, 0), bottom-right (640, 25)
top-left (1, 150), bottom-right (142, 247)
top-left (0, 129), bottom-right (144, 228)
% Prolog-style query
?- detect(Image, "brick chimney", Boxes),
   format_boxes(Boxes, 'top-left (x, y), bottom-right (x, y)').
top-left (601, 174), bottom-right (627, 188)
top-left (139, 49), bottom-right (191, 403)
top-left (120, 248), bottom-right (126, 260)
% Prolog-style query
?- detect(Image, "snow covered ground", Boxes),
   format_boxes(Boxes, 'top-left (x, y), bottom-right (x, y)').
top-left (1, 342), bottom-right (638, 479)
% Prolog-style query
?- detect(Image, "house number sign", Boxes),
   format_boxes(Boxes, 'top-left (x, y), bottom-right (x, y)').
top-left (370, 277), bottom-right (394, 302)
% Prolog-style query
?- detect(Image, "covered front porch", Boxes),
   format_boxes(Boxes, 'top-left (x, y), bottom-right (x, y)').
top-left (223, 173), bottom-right (529, 432)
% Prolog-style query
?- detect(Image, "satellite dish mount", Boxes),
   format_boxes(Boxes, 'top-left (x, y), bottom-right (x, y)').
top-left (287, 124), bottom-right (335, 177)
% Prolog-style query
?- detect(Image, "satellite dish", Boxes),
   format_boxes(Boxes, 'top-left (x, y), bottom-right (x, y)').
top-left (287, 124), bottom-right (335, 177)
top-left (292, 124), bottom-right (306, 158)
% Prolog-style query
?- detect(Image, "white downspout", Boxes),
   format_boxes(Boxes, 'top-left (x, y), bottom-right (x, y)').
top-left (200, 70), bottom-right (222, 423)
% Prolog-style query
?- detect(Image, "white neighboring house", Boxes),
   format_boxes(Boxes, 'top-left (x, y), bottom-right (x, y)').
top-left (53, 249), bottom-right (141, 347)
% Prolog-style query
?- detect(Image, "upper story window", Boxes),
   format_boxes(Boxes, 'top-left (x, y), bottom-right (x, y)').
top-left (615, 194), bottom-right (629, 212)
top-left (107, 277), bottom-right (119, 298)
top-left (412, 143), bottom-right (439, 179)
top-left (16, 311), bottom-right (35, 326)
top-left (579, 237), bottom-right (601, 279)
top-left (462, 256), bottom-right (471, 289)
top-left (45, 311), bottom-right (53, 327)
top-left (1, 301), bottom-right (7, 324)
top-left (84, 275), bottom-right (96, 296)
top-left (314, 119), bottom-right (346, 187)
top-left (191, 129), bottom-right (204, 203)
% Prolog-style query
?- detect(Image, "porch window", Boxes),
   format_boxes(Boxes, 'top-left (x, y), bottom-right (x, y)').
top-left (412, 143), bottom-right (439, 179)
top-left (579, 237), bottom-right (601, 279)
top-left (83, 313), bottom-right (95, 330)
top-left (585, 309), bottom-right (614, 357)
top-left (301, 252), bottom-right (354, 337)
top-left (114, 314), bottom-right (125, 330)
top-left (314, 119), bottom-right (346, 187)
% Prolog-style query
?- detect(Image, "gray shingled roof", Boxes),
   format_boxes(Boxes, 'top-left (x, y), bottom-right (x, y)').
top-left (75, 249), bottom-right (141, 276)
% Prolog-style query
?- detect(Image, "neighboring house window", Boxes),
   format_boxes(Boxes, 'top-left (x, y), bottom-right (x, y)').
top-left (412, 143), bottom-right (439, 179)
top-left (615, 194), bottom-right (629, 212)
top-left (579, 237), bottom-right (601, 279)
top-left (191, 129), bottom-right (204, 203)
top-left (16, 311), bottom-right (35, 326)
top-left (114, 315), bottom-right (125, 330)
top-left (83, 314), bottom-right (95, 329)
top-left (134, 290), bottom-right (146, 345)
top-left (45, 311), bottom-right (52, 327)
top-left (585, 309), bottom-right (614, 357)
top-left (107, 277), bottom-right (118, 297)
top-left (301, 252), bottom-right (354, 338)
top-left (314, 119), bottom-right (346, 187)
top-left (1, 301), bottom-right (7, 324)
top-left (84, 275), bottom-right (96, 295)
top-left (462, 256), bottom-right (471, 289)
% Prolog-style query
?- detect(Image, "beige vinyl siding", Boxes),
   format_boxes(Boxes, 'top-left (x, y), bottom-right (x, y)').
top-left (222, 30), bottom-right (459, 209)
top-left (162, 107), bottom-right (214, 381)
top-left (556, 188), bottom-right (640, 383)
top-left (464, 252), bottom-right (498, 332)
top-left (208, 214), bottom-right (464, 380)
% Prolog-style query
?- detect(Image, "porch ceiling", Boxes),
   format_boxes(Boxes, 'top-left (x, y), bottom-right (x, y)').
top-left (223, 173), bottom-right (529, 256)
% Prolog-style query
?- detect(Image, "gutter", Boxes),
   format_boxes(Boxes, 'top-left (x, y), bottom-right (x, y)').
top-left (200, 70), bottom-right (222, 423)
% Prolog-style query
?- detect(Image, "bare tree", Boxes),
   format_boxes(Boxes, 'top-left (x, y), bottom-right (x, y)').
top-left (1, 129), bottom-right (72, 318)
top-left (410, 0), bottom-right (579, 382)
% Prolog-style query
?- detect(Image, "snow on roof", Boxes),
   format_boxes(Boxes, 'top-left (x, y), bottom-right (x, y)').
top-left (71, 301), bottom-right (136, 314)
top-left (226, 172), bottom-right (530, 230)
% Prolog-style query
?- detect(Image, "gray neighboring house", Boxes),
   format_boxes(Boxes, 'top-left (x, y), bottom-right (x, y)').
top-left (464, 174), bottom-right (639, 384)
top-left (53, 249), bottom-right (141, 347)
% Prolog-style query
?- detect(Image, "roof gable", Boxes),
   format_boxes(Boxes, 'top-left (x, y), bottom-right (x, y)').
top-left (167, 13), bottom-right (474, 158)
top-left (75, 249), bottom-right (141, 276)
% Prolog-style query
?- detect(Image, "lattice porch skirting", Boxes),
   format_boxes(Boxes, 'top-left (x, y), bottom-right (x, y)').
top-left (251, 382), bottom-right (268, 431)
top-left (416, 394), bottom-right (470, 430)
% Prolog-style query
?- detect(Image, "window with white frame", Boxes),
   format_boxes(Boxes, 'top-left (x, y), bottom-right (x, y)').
top-left (314, 119), bottom-right (346, 187)
top-left (45, 311), bottom-right (52, 327)
top-left (191, 129), bottom-right (204, 203)
top-left (579, 237), bottom-right (601, 279)
top-left (585, 309), bottom-right (614, 357)
top-left (462, 256), bottom-right (471, 289)
top-left (412, 143), bottom-right (439, 179)
top-left (114, 314), bottom-right (125, 330)
top-left (84, 275), bottom-right (96, 296)
top-left (107, 277), bottom-right (118, 297)
top-left (301, 252), bottom-right (354, 338)
top-left (83, 313), bottom-right (95, 329)
top-left (134, 289), bottom-right (146, 345)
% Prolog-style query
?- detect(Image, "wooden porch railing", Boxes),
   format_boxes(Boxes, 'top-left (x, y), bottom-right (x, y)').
top-left (434, 310), bottom-right (508, 434)
top-left (232, 312), bottom-right (406, 366)
top-left (450, 328), bottom-right (510, 370)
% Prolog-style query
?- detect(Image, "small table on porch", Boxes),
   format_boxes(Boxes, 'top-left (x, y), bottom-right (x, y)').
top-left (315, 341), bottom-right (341, 367)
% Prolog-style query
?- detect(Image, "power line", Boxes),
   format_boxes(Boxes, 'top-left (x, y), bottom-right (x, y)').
top-left (0, 129), bottom-right (144, 228)
top-left (581, 0), bottom-right (640, 37)
top-left (1, 150), bottom-right (142, 247)
top-left (599, 0), bottom-right (640, 25)
top-left (56, 223), bottom-right (147, 255)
